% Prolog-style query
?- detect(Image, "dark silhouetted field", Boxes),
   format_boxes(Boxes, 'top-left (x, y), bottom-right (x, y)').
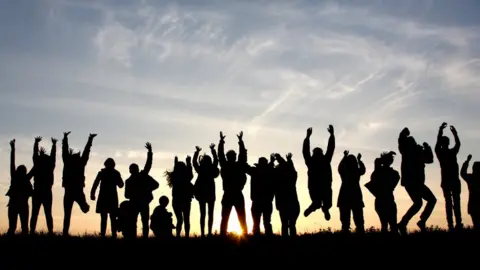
top-left (1, 227), bottom-right (478, 268)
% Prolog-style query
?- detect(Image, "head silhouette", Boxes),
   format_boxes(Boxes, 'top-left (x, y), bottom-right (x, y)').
top-left (200, 155), bottom-right (212, 167)
top-left (440, 136), bottom-right (450, 148)
top-left (226, 150), bottom-right (237, 162)
top-left (381, 151), bottom-right (396, 167)
top-left (70, 152), bottom-right (82, 164)
top-left (16, 165), bottom-right (27, 177)
top-left (406, 136), bottom-right (417, 149)
top-left (473, 162), bottom-right (480, 175)
top-left (176, 161), bottom-right (187, 171)
top-left (256, 157), bottom-right (268, 167)
top-left (104, 158), bottom-right (115, 169)
top-left (374, 158), bottom-right (382, 169)
top-left (129, 163), bottom-right (140, 175)
top-left (345, 154), bottom-right (358, 169)
top-left (159, 196), bottom-right (169, 207)
top-left (312, 147), bottom-right (324, 159)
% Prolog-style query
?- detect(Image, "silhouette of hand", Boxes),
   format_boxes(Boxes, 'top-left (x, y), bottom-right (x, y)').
top-left (440, 122), bottom-right (447, 129)
top-left (286, 153), bottom-right (293, 160)
top-left (35, 136), bottom-right (42, 143)
top-left (423, 142), bottom-right (429, 148)
top-left (10, 139), bottom-right (15, 148)
top-left (344, 150), bottom-right (349, 156)
top-left (174, 156), bottom-right (178, 163)
top-left (450, 125), bottom-right (457, 134)
top-left (237, 131), bottom-right (243, 141)
top-left (467, 154), bottom-right (472, 161)
top-left (91, 194), bottom-right (96, 201)
top-left (357, 153), bottom-right (362, 161)
top-left (401, 127), bottom-right (410, 136)
top-left (40, 147), bottom-right (46, 155)
top-left (196, 146), bottom-right (202, 152)
top-left (210, 143), bottom-right (215, 150)
top-left (63, 131), bottom-right (71, 137)
top-left (327, 125), bottom-right (334, 135)
top-left (220, 131), bottom-right (226, 141)
top-left (306, 127), bottom-right (313, 137)
top-left (145, 142), bottom-right (152, 152)
top-left (51, 138), bottom-right (57, 144)
top-left (186, 156), bottom-right (192, 163)
top-left (89, 133), bottom-right (97, 139)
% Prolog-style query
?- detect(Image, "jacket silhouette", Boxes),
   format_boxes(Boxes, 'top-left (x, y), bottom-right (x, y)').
top-left (460, 155), bottom-right (480, 230)
top-left (337, 151), bottom-right (366, 233)
top-left (30, 136), bottom-right (56, 235)
top-left (6, 139), bottom-right (34, 236)
top-left (124, 142), bottom-right (159, 238)
top-left (246, 155), bottom-right (275, 236)
top-left (193, 144), bottom-right (220, 237)
top-left (303, 126), bottom-right (335, 221)
top-left (62, 132), bottom-right (96, 236)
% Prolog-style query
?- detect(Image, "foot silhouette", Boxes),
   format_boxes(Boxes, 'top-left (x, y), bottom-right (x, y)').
top-left (323, 209), bottom-right (331, 221)
top-left (304, 207), bottom-right (314, 217)
top-left (417, 221), bottom-right (427, 232)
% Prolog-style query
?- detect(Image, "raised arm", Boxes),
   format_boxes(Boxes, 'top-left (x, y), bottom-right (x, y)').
top-left (193, 146), bottom-right (201, 173)
top-left (10, 139), bottom-right (16, 179)
top-left (186, 156), bottom-right (193, 181)
top-left (450, 126), bottom-right (461, 154)
top-left (302, 128), bottom-right (312, 165)
top-left (81, 133), bottom-right (96, 164)
top-left (398, 128), bottom-right (410, 155)
top-left (460, 155), bottom-right (472, 183)
top-left (33, 136), bottom-right (41, 163)
top-left (338, 151), bottom-right (348, 177)
top-left (357, 154), bottom-right (366, 176)
top-left (62, 132), bottom-right (71, 161)
top-left (51, 138), bottom-right (57, 168)
top-left (422, 142), bottom-right (434, 164)
top-left (325, 125), bottom-right (335, 163)
top-left (218, 132), bottom-right (226, 167)
top-left (435, 123), bottom-right (446, 155)
top-left (90, 172), bottom-right (101, 201)
top-left (143, 142), bottom-right (153, 174)
top-left (210, 143), bottom-right (218, 168)
top-left (237, 131), bottom-right (247, 164)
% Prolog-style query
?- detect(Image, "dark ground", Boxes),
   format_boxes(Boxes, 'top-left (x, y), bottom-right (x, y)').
top-left (1, 228), bottom-right (478, 268)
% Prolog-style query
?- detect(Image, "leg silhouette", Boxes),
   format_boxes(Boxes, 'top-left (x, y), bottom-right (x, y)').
top-left (207, 201), bottom-right (214, 236)
top-left (452, 191), bottom-right (462, 228)
top-left (110, 213), bottom-right (117, 238)
top-left (184, 203), bottom-right (191, 238)
top-left (220, 198), bottom-right (233, 235)
top-left (63, 193), bottom-right (74, 235)
top-left (140, 205), bottom-right (150, 238)
top-left (251, 202), bottom-right (261, 235)
top-left (264, 203), bottom-right (273, 236)
top-left (352, 207), bottom-right (365, 234)
top-left (443, 189), bottom-right (454, 229)
top-left (30, 196), bottom-right (41, 234)
top-left (340, 207), bottom-right (351, 233)
top-left (418, 185), bottom-right (437, 231)
top-left (7, 205), bottom-right (18, 235)
top-left (44, 191), bottom-right (54, 234)
top-left (100, 213), bottom-right (108, 237)
top-left (199, 201), bottom-right (206, 237)
top-left (234, 195), bottom-right (248, 235)
top-left (174, 204), bottom-right (183, 237)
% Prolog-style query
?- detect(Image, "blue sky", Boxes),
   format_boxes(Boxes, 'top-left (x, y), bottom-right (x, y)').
top-left (1, 0), bottom-right (479, 235)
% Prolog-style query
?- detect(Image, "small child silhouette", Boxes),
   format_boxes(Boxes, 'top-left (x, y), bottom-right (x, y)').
top-left (150, 196), bottom-right (175, 238)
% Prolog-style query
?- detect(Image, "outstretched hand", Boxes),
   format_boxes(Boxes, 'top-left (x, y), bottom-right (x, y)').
top-left (401, 127), bottom-right (410, 136)
top-left (344, 150), bottom-right (349, 156)
top-left (210, 143), bottom-right (215, 150)
top-left (10, 139), bottom-right (15, 148)
top-left (286, 153), bottom-right (293, 160)
top-left (306, 127), bottom-right (313, 137)
top-left (51, 138), bottom-right (58, 144)
top-left (145, 142), bottom-right (152, 152)
top-left (327, 125), bottom-right (334, 135)
top-left (423, 142), bottom-right (430, 148)
top-left (357, 153), bottom-right (362, 161)
top-left (174, 156), bottom-right (178, 163)
top-left (196, 146), bottom-right (202, 152)
top-left (63, 131), bottom-right (71, 138)
top-left (220, 131), bottom-right (226, 141)
top-left (89, 133), bottom-right (97, 139)
top-left (35, 136), bottom-right (42, 143)
top-left (90, 194), bottom-right (96, 201)
top-left (440, 122), bottom-right (447, 129)
top-left (467, 154), bottom-right (472, 161)
top-left (237, 131), bottom-right (243, 141)
top-left (450, 125), bottom-right (457, 134)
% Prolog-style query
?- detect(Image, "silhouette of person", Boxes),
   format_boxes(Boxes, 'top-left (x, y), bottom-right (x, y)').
top-left (303, 125), bottom-right (335, 221)
top-left (90, 158), bottom-right (124, 238)
top-left (218, 131), bottom-right (248, 236)
top-left (30, 136), bottom-right (57, 235)
top-left (365, 151), bottom-right (400, 234)
top-left (117, 200), bottom-right (135, 239)
top-left (397, 127), bottom-right (436, 235)
top-left (274, 153), bottom-right (300, 236)
top-left (435, 122), bottom-right (463, 230)
top-left (62, 132), bottom-right (96, 236)
top-left (246, 154), bottom-right (275, 236)
top-left (164, 155), bottom-right (194, 238)
top-left (193, 144), bottom-right (220, 237)
top-left (150, 196), bottom-right (176, 239)
top-left (460, 155), bottom-right (480, 231)
top-left (6, 139), bottom-right (34, 236)
top-left (337, 151), bottom-right (366, 234)
top-left (124, 142), bottom-right (159, 238)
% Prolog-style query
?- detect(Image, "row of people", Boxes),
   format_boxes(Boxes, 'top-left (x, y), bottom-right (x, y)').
top-left (5, 123), bottom-right (480, 237)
